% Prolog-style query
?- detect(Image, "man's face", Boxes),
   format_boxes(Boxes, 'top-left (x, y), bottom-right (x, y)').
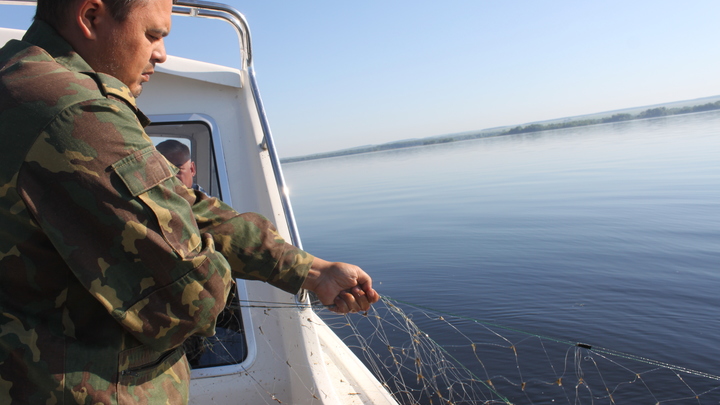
top-left (92, 0), bottom-right (172, 97)
top-left (175, 160), bottom-right (196, 188)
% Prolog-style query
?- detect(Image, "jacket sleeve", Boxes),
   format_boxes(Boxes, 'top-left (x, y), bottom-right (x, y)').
top-left (191, 193), bottom-right (315, 294)
top-left (17, 96), bottom-right (308, 353)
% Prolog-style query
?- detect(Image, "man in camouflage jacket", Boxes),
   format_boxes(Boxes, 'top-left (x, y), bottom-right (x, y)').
top-left (0, 0), bottom-right (378, 403)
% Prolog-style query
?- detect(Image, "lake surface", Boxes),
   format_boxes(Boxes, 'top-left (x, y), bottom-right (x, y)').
top-left (283, 111), bottom-right (720, 403)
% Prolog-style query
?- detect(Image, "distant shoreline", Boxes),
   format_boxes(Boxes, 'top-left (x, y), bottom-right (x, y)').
top-left (281, 96), bottom-right (720, 164)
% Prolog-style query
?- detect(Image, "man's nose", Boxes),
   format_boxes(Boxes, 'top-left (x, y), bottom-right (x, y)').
top-left (153, 40), bottom-right (168, 64)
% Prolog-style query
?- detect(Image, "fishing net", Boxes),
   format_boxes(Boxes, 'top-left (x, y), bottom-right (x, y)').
top-left (184, 291), bottom-right (720, 404)
top-left (321, 296), bottom-right (720, 405)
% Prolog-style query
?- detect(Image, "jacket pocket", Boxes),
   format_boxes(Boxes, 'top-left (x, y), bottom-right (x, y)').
top-left (111, 146), bottom-right (201, 258)
top-left (111, 146), bottom-right (175, 196)
top-left (117, 345), bottom-right (189, 404)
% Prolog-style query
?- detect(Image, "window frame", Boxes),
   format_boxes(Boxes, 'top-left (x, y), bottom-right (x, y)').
top-left (147, 113), bottom-right (257, 378)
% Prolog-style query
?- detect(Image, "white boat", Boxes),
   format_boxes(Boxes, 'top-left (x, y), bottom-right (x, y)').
top-left (0, 1), bottom-right (398, 404)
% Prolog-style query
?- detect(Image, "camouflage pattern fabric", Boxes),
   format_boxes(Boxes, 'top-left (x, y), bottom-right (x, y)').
top-left (0, 21), bottom-right (314, 404)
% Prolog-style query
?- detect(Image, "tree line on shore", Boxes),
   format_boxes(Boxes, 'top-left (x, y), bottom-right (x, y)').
top-left (282, 99), bottom-right (720, 163)
top-left (502, 101), bottom-right (720, 135)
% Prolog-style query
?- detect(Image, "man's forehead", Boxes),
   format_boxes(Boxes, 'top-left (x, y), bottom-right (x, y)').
top-left (130, 0), bottom-right (173, 29)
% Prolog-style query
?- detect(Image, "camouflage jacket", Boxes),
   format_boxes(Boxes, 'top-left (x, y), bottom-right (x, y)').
top-left (0, 21), bottom-right (314, 404)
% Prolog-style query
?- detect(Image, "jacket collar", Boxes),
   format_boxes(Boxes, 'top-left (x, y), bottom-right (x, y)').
top-left (22, 20), bottom-right (148, 125)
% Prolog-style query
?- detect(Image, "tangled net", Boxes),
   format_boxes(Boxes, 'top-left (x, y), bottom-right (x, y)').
top-left (321, 297), bottom-right (720, 405)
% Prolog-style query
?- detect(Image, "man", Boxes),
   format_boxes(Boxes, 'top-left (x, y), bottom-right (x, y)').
top-left (155, 139), bottom-right (206, 194)
top-left (0, 0), bottom-right (379, 404)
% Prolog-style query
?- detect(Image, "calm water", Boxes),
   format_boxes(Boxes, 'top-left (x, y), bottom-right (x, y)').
top-left (283, 111), bottom-right (720, 403)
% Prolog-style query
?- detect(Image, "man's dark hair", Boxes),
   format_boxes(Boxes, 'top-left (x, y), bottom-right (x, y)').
top-left (156, 139), bottom-right (191, 167)
top-left (35, 0), bottom-right (147, 29)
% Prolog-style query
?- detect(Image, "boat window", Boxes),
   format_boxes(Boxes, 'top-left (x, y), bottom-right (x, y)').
top-left (147, 121), bottom-right (222, 200)
top-left (148, 121), bottom-right (249, 369)
top-left (183, 285), bottom-right (248, 369)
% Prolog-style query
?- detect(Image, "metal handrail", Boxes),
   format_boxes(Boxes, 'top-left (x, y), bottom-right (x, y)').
top-left (170, 2), bottom-right (307, 300)
top-left (172, 1), bottom-right (250, 71)
top-left (171, 1), bottom-right (303, 250)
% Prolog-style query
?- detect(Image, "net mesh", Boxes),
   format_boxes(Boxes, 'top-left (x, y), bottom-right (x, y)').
top-left (321, 296), bottom-right (720, 405)
top-left (185, 294), bottom-right (720, 404)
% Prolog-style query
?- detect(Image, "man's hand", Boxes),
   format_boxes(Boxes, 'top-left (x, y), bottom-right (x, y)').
top-left (302, 258), bottom-right (380, 314)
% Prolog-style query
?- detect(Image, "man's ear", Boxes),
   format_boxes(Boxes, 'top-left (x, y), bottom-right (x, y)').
top-left (76, 0), bottom-right (108, 40)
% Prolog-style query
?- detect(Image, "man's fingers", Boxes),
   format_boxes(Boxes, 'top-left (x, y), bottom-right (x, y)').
top-left (361, 284), bottom-right (380, 305)
top-left (332, 294), bottom-right (350, 314)
top-left (350, 286), bottom-right (371, 311)
top-left (331, 289), bottom-right (366, 314)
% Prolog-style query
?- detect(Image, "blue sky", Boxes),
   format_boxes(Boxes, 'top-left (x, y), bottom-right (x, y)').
top-left (2, 1), bottom-right (720, 157)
